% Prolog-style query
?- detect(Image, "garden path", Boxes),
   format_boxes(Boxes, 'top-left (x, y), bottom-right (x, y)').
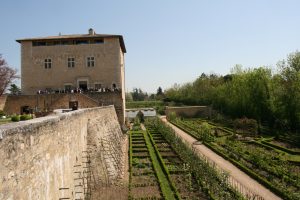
top-left (160, 116), bottom-right (282, 200)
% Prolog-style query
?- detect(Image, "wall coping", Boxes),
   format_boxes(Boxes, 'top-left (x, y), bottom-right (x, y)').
top-left (0, 105), bottom-right (114, 140)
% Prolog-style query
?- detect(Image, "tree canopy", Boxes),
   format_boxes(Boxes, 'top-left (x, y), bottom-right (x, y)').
top-left (0, 55), bottom-right (18, 96)
top-left (165, 51), bottom-right (300, 131)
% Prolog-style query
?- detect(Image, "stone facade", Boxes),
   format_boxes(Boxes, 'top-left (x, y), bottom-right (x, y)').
top-left (16, 29), bottom-right (126, 124)
top-left (0, 106), bottom-right (127, 200)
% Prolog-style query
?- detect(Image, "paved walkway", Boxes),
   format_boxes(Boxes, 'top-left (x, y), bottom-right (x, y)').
top-left (160, 116), bottom-right (282, 200)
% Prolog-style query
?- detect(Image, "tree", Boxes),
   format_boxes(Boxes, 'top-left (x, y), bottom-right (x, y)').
top-left (8, 84), bottom-right (21, 95)
top-left (156, 86), bottom-right (164, 100)
top-left (136, 110), bottom-right (144, 123)
top-left (157, 86), bottom-right (163, 96)
top-left (276, 51), bottom-right (300, 130)
top-left (0, 55), bottom-right (18, 96)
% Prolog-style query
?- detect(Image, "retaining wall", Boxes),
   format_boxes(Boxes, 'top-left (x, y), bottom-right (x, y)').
top-left (0, 106), bottom-right (126, 200)
top-left (165, 106), bottom-right (212, 118)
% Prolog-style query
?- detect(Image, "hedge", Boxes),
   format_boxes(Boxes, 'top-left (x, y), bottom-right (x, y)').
top-left (202, 141), bottom-right (293, 200)
top-left (147, 130), bottom-right (181, 200)
top-left (261, 140), bottom-right (300, 155)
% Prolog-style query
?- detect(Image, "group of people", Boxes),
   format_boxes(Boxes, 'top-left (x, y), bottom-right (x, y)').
top-left (36, 87), bottom-right (121, 95)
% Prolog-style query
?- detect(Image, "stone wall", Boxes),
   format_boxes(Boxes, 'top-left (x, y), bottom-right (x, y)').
top-left (86, 92), bottom-right (124, 124)
top-left (165, 106), bottom-right (212, 118)
top-left (3, 92), bottom-right (125, 124)
top-left (0, 106), bottom-right (126, 200)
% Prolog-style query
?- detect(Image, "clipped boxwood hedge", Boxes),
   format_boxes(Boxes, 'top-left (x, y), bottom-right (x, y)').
top-left (202, 141), bottom-right (293, 200)
top-left (171, 119), bottom-right (294, 200)
top-left (261, 140), bottom-right (300, 155)
top-left (147, 130), bottom-right (181, 200)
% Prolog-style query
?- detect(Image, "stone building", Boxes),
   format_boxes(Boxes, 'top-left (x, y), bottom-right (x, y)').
top-left (3, 29), bottom-right (126, 124)
top-left (17, 28), bottom-right (125, 95)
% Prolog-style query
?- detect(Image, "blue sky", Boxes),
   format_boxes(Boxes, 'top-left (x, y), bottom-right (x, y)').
top-left (1, 1), bottom-right (300, 93)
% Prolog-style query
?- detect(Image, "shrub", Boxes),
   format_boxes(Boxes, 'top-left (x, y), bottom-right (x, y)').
top-left (136, 110), bottom-right (144, 123)
top-left (156, 106), bottom-right (165, 115)
top-left (167, 111), bottom-right (177, 121)
top-left (20, 114), bottom-right (32, 121)
top-left (200, 122), bottom-right (214, 142)
top-left (234, 117), bottom-right (258, 136)
top-left (11, 115), bottom-right (20, 122)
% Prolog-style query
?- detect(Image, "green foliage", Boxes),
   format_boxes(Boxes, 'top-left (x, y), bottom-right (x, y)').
top-left (156, 86), bottom-right (165, 100)
top-left (142, 130), bottom-right (178, 200)
top-left (164, 51), bottom-right (300, 132)
top-left (131, 88), bottom-right (148, 101)
top-left (155, 106), bottom-right (165, 115)
top-left (170, 117), bottom-right (300, 199)
top-left (126, 100), bottom-right (164, 109)
top-left (20, 114), bottom-right (32, 121)
top-left (136, 111), bottom-right (145, 123)
top-left (200, 122), bottom-right (214, 142)
top-left (166, 111), bottom-right (177, 121)
top-left (11, 115), bottom-right (20, 122)
top-left (8, 84), bottom-right (20, 95)
top-left (145, 118), bottom-right (245, 200)
top-left (171, 118), bottom-right (216, 142)
top-left (146, 130), bottom-right (181, 199)
top-left (233, 117), bottom-right (258, 136)
top-left (260, 140), bottom-right (300, 155)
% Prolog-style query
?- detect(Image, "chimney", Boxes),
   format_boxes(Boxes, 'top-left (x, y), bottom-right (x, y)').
top-left (88, 28), bottom-right (95, 35)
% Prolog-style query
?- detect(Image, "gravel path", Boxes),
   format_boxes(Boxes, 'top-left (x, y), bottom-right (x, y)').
top-left (160, 116), bottom-right (282, 200)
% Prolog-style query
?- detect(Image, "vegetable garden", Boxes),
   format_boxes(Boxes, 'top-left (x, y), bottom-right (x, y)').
top-left (170, 117), bottom-right (300, 200)
top-left (129, 118), bottom-right (245, 200)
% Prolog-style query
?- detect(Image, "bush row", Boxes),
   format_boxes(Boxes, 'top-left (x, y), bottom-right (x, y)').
top-left (202, 141), bottom-right (293, 200)
top-left (261, 140), bottom-right (300, 155)
top-left (175, 125), bottom-right (294, 200)
top-left (11, 114), bottom-right (32, 122)
top-left (148, 118), bottom-right (244, 200)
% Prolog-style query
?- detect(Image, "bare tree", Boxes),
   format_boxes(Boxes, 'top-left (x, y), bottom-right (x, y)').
top-left (0, 55), bottom-right (19, 96)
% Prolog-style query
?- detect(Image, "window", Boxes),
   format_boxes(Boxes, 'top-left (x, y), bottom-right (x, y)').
top-left (87, 57), bottom-right (95, 67)
top-left (68, 57), bottom-right (75, 68)
top-left (44, 59), bottom-right (52, 69)
top-left (33, 41), bottom-right (46, 46)
top-left (75, 40), bottom-right (88, 45)
top-left (95, 39), bottom-right (104, 44)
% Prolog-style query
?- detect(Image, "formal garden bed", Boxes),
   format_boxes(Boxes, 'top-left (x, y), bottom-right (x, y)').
top-left (144, 118), bottom-right (245, 200)
top-left (129, 131), bottom-right (163, 199)
top-left (169, 117), bottom-right (300, 200)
